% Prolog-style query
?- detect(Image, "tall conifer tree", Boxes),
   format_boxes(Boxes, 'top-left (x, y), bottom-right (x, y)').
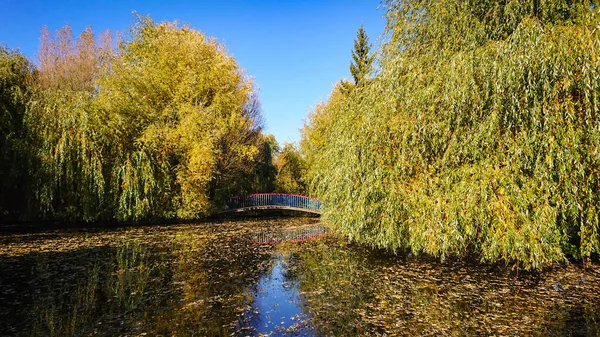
top-left (341, 25), bottom-right (374, 93)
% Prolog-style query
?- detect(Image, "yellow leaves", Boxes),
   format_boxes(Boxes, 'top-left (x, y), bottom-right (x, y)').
top-left (83, 16), bottom-right (268, 220)
top-left (37, 24), bottom-right (111, 92)
top-left (300, 1), bottom-right (600, 269)
top-left (1, 14), bottom-right (271, 223)
top-left (235, 144), bottom-right (259, 161)
top-left (184, 144), bottom-right (215, 187)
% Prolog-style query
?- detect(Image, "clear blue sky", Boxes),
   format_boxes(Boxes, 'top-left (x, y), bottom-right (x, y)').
top-left (0, 0), bottom-right (385, 144)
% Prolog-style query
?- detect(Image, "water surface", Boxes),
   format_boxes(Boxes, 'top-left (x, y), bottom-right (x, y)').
top-left (0, 219), bottom-right (599, 336)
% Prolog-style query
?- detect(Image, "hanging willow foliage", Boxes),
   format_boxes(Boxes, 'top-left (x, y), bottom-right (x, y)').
top-left (0, 46), bottom-right (34, 220)
top-left (27, 90), bottom-right (107, 221)
top-left (26, 24), bottom-right (110, 221)
top-left (0, 16), bottom-right (272, 222)
top-left (302, 0), bottom-right (600, 269)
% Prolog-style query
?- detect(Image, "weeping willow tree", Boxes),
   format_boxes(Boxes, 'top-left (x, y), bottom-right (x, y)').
top-left (303, 1), bottom-right (600, 269)
top-left (1, 16), bottom-right (270, 222)
top-left (0, 46), bottom-right (34, 220)
top-left (26, 24), bottom-right (112, 221)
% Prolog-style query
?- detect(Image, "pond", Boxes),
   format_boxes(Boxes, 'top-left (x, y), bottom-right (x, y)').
top-left (0, 218), bottom-right (599, 336)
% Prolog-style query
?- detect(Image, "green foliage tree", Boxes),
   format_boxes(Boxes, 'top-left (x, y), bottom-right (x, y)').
top-left (27, 24), bottom-right (111, 221)
top-left (274, 143), bottom-right (307, 195)
top-left (0, 46), bottom-right (33, 220)
top-left (302, 0), bottom-right (600, 269)
top-left (301, 83), bottom-right (345, 180)
top-left (340, 25), bottom-right (375, 94)
top-left (249, 133), bottom-right (279, 193)
top-left (1, 16), bottom-right (273, 222)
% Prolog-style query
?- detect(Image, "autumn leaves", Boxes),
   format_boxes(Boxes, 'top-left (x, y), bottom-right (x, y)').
top-left (0, 16), bottom-right (274, 222)
top-left (301, 1), bottom-right (600, 269)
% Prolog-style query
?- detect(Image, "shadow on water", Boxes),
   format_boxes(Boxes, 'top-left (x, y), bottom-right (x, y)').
top-left (0, 218), bottom-right (599, 336)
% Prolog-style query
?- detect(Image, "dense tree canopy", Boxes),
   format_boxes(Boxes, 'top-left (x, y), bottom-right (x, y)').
top-left (0, 16), bottom-right (275, 222)
top-left (26, 23), bottom-right (112, 220)
top-left (0, 46), bottom-right (33, 220)
top-left (273, 142), bottom-right (307, 195)
top-left (302, 0), bottom-right (600, 269)
top-left (95, 16), bottom-right (266, 219)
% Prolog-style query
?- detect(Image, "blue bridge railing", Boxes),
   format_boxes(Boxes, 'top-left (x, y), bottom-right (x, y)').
top-left (250, 225), bottom-right (326, 244)
top-left (226, 193), bottom-right (321, 214)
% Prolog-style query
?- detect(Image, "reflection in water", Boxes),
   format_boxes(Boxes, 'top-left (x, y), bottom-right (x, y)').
top-left (241, 253), bottom-right (314, 336)
top-left (0, 219), bottom-right (599, 336)
top-left (289, 238), bottom-right (600, 336)
top-left (164, 227), bottom-right (274, 336)
top-left (250, 226), bottom-right (326, 245)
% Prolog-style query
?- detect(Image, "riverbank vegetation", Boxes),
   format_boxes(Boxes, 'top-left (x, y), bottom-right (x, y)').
top-left (302, 1), bottom-right (600, 269)
top-left (0, 16), bottom-right (281, 222)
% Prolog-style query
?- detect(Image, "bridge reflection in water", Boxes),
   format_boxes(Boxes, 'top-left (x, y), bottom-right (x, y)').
top-left (225, 193), bottom-right (322, 215)
top-left (250, 225), bottom-right (326, 245)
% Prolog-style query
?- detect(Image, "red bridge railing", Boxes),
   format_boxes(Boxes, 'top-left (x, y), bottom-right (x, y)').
top-left (227, 193), bottom-right (322, 213)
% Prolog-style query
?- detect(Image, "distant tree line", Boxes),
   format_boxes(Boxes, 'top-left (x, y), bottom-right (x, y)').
top-left (0, 15), bottom-right (308, 222)
top-left (302, 0), bottom-right (600, 269)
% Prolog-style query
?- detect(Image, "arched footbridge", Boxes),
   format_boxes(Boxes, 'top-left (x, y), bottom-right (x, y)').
top-left (223, 193), bottom-right (322, 215)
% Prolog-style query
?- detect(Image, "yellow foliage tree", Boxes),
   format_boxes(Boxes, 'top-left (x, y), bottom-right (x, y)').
top-left (96, 15), bottom-right (264, 219)
top-left (302, 1), bottom-right (600, 269)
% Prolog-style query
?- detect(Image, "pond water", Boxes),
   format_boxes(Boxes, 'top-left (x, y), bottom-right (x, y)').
top-left (0, 218), bottom-right (599, 336)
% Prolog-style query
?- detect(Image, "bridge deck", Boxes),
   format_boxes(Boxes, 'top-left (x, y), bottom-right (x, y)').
top-left (220, 205), bottom-right (321, 214)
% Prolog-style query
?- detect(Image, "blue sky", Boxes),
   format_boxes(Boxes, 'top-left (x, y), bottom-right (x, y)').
top-left (0, 0), bottom-right (385, 144)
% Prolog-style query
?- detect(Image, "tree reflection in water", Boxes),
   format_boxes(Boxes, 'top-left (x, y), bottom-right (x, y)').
top-left (0, 219), bottom-right (599, 336)
top-left (287, 237), bottom-right (600, 336)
